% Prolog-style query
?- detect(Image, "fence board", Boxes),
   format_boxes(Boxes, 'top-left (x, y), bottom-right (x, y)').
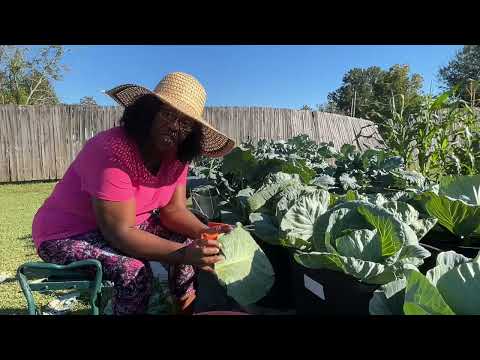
top-left (0, 107), bottom-right (11, 182)
top-left (0, 105), bottom-right (381, 182)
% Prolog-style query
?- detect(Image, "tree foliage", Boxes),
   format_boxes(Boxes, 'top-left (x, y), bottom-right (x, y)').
top-left (0, 45), bottom-right (68, 105)
top-left (439, 45), bottom-right (480, 106)
top-left (80, 96), bottom-right (98, 106)
top-left (326, 64), bottom-right (424, 123)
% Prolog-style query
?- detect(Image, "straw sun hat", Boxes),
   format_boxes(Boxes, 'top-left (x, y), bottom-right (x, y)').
top-left (105, 72), bottom-right (235, 158)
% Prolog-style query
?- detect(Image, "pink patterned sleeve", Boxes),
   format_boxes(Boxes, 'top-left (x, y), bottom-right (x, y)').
top-left (74, 139), bottom-right (135, 202)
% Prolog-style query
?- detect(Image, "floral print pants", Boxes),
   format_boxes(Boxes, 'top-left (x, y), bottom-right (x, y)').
top-left (38, 214), bottom-right (196, 315)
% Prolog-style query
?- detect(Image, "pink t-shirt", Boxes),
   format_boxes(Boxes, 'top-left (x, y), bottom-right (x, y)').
top-left (32, 127), bottom-right (188, 249)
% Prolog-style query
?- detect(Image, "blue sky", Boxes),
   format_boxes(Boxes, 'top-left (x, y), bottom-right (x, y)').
top-left (55, 45), bottom-right (462, 108)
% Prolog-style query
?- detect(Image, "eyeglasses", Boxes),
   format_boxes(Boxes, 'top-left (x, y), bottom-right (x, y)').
top-left (158, 108), bottom-right (195, 137)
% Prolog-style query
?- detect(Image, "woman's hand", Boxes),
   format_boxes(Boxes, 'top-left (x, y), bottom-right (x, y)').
top-left (196, 223), bottom-right (234, 239)
top-left (181, 236), bottom-right (222, 272)
top-left (183, 224), bottom-right (234, 272)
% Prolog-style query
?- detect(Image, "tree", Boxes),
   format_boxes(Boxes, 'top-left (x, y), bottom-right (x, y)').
top-left (80, 96), bottom-right (98, 106)
top-left (316, 102), bottom-right (343, 115)
top-left (326, 64), bottom-right (424, 122)
top-left (0, 45), bottom-right (68, 105)
top-left (438, 45), bottom-right (480, 105)
top-left (300, 105), bottom-right (313, 110)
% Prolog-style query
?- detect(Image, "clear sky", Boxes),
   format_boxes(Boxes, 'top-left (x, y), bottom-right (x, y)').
top-left (54, 45), bottom-right (463, 108)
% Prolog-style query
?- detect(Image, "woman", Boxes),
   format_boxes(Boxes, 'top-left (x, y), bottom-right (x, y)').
top-left (32, 72), bottom-right (236, 315)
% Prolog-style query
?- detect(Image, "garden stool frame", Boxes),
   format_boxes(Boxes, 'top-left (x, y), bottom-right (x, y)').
top-left (16, 259), bottom-right (108, 315)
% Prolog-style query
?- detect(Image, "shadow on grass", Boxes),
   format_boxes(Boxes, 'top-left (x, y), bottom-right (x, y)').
top-left (0, 307), bottom-right (92, 315)
top-left (0, 277), bottom-right (17, 284)
top-left (0, 179), bottom-right (58, 186)
top-left (17, 233), bottom-right (37, 255)
top-left (0, 307), bottom-right (29, 315)
top-left (18, 234), bottom-right (33, 241)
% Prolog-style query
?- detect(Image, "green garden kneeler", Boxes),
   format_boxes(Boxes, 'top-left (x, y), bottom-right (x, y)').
top-left (16, 259), bottom-right (109, 315)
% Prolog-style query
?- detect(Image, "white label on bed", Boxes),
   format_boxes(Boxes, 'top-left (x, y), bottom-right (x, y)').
top-left (304, 275), bottom-right (326, 300)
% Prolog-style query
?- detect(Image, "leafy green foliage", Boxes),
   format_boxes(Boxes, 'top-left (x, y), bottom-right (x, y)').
top-left (369, 89), bottom-right (480, 179)
top-left (214, 224), bottom-right (274, 306)
top-left (293, 201), bottom-right (430, 284)
top-left (326, 64), bottom-right (424, 122)
top-left (0, 45), bottom-right (68, 105)
top-left (438, 45), bottom-right (480, 105)
top-left (416, 175), bottom-right (480, 239)
top-left (370, 250), bottom-right (480, 315)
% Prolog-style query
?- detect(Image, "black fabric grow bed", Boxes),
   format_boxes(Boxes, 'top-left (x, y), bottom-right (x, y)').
top-left (250, 236), bottom-right (296, 310)
top-left (290, 258), bottom-right (378, 316)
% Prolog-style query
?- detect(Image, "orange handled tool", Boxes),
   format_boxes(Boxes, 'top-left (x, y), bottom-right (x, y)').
top-left (201, 232), bottom-right (220, 241)
top-left (200, 230), bottom-right (226, 259)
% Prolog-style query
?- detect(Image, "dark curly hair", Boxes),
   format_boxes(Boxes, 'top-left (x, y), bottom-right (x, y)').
top-left (120, 94), bottom-right (203, 163)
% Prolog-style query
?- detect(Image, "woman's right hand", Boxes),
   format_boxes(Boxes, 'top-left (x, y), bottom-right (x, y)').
top-left (181, 237), bottom-right (223, 272)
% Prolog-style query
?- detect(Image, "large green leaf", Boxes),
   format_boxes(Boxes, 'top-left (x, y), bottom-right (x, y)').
top-left (435, 250), bottom-right (471, 269)
top-left (369, 278), bottom-right (407, 315)
top-left (386, 169), bottom-right (426, 190)
top-left (274, 184), bottom-right (306, 220)
top-left (293, 251), bottom-right (346, 273)
top-left (357, 205), bottom-right (405, 257)
top-left (396, 244), bottom-right (431, 267)
top-left (403, 269), bottom-right (455, 315)
top-left (426, 264), bottom-right (452, 288)
top-left (247, 173), bottom-right (301, 212)
top-left (222, 146), bottom-right (258, 180)
top-left (382, 201), bottom-right (437, 240)
top-left (335, 229), bottom-right (381, 263)
top-left (249, 212), bottom-right (280, 246)
top-left (429, 90), bottom-right (451, 111)
top-left (237, 187), bottom-right (255, 202)
top-left (255, 158), bottom-right (316, 184)
top-left (225, 187), bottom-right (255, 222)
top-left (279, 234), bottom-right (313, 251)
top-left (214, 224), bottom-right (274, 306)
top-left (248, 186), bottom-right (282, 213)
top-left (236, 187), bottom-right (255, 211)
top-left (439, 175), bottom-right (480, 206)
top-left (311, 175), bottom-right (336, 190)
top-left (280, 189), bottom-right (330, 243)
top-left (313, 201), bottom-right (368, 252)
top-left (341, 256), bottom-right (389, 284)
top-left (306, 201), bottom-right (427, 284)
top-left (436, 262), bottom-right (480, 315)
top-left (340, 144), bottom-right (356, 158)
top-left (294, 250), bottom-right (391, 284)
top-left (418, 192), bottom-right (480, 238)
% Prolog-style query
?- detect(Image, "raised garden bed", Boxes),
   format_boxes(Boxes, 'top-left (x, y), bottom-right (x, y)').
top-left (291, 258), bottom-right (378, 316)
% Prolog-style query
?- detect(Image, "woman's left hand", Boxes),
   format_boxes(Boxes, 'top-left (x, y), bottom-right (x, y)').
top-left (194, 224), bottom-right (233, 272)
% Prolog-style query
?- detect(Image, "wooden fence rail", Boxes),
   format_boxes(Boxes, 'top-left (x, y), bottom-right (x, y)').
top-left (0, 105), bottom-right (380, 182)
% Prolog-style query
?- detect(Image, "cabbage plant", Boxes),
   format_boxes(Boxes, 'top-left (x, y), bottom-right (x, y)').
top-left (369, 250), bottom-right (480, 315)
top-left (293, 201), bottom-right (431, 284)
top-left (417, 175), bottom-right (480, 239)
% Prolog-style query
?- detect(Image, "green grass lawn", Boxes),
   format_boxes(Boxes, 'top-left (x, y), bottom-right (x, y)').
top-left (0, 182), bottom-right (91, 315)
top-left (0, 181), bottom-right (178, 315)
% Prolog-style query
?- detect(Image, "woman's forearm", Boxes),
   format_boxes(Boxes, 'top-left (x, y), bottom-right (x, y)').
top-left (159, 207), bottom-right (209, 239)
top-left (105, 227), bottom-right (187, 264)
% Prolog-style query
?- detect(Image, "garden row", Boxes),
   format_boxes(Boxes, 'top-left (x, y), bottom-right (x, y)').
top-left (188, 127), bottom-right (480, 315)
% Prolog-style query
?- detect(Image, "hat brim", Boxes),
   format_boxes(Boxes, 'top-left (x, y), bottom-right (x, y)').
top-left (105, 84), bottom-right (235, 158)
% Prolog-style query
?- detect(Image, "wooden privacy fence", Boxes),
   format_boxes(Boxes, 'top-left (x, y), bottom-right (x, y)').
top-left (0, 105), bottom-right (381, 183)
